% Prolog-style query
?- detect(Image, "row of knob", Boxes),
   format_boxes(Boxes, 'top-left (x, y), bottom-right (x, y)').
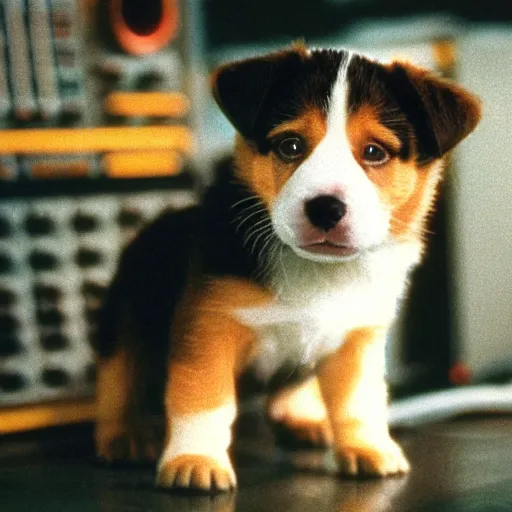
top-left (0, 207), bottom-right (145, 238)
top-left (3, 248), bottom-right (104, 269)
top-left (0, 364), bottom-right (95, 393)
top-left (1, 248), bottom-right (108, 273)
top-left (0, 306), bottom-right (100, 333)
top-left (0, 192), bottom-right (195, 406)
top-left (0, 281), bottom-right (104, 307)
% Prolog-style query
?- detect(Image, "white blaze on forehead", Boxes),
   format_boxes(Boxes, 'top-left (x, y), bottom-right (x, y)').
top-left (270, 52), bottom-right (390, 262)
top-left (327, 54), bottom-right (351, 136)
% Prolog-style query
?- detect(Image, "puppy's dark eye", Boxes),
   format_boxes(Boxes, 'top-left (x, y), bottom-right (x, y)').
top-left (273, 135), bottom-right (306, 163)
top-left (362, 143), bottom-right (389, 166)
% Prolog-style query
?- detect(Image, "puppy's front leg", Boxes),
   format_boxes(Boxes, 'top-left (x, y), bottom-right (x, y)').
top-left (157, 331), bottom-right (246, 491)
top-left (318, 327), bottom-right (409, 477)
top-left (157, 362), bottom-right (237, 491)
top-left (157, 279), bottom-right (265, 492)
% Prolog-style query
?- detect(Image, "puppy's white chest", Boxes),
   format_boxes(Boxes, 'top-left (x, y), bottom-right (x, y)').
top-left (235, 244), bottom-right (418, 379)
top-left (237, 283), bottom-right (391, 379)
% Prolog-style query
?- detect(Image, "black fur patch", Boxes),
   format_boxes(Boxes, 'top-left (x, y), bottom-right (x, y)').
top-left (95, 158), bottom-right (278, 359)
top-left (213, 48), bottom-right (348, 152)
top-left (200, 158), bottom-right (279, 280)
top-left (381, 64), bottom-right (441, 163)
top-left (94, 208), bottom-right (197, 359)
top-left (347, 55), bottom-right (413, 161)
top-left (347, 55), bottom-right (480, 163)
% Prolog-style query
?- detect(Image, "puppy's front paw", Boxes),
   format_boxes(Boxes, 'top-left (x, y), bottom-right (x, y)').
top-left (335, 437), bottom-right (409, 477)
top-left (157, 454), bottom-right (236, 493)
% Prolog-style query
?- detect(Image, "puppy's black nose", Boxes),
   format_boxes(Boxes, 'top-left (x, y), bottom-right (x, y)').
top-left (305, 195), bottom-right (346, 232)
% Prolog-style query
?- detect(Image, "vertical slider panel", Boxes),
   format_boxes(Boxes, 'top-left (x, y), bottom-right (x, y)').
top-left (4, 0), bottom-right (37, 119)
top-left (49, 0), bottom-right (74, 40)
top-left (28, 0), bottom-right (61, 118)
top-left (50, 0), bottom-right (83, 118)
top-left (102, 151), bottom-right (182, 177)
top-left (50, 0), bottom-right (78, 68)
top-left (0, 7), bottom-right (12, 117)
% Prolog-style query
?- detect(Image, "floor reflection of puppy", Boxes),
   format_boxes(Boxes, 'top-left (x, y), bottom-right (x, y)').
top-left (93, 43), bottom-right (481, 492)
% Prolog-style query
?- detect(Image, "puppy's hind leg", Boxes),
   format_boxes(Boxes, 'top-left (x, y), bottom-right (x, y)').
top-left (268, 376), bottom-right (333, 448)
top-left (94, 315), bottom-right (165, 465)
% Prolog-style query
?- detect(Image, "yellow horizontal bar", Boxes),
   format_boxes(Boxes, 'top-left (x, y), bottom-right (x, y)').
top-left (0, 398), bottom-right (96, 434)
top-left (103, 150), bottom-right (182, 178)
top-left (0, 126), bottom-right (194, 155)
top-left (105, 92), bottom-right (190, 118)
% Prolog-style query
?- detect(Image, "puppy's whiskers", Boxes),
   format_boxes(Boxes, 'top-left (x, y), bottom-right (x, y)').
top-left (230, 195), bottom-right (260, 210)
top-left (242, 217), bottom-right (272, 242)
top-left (247, 225), bottom-right (274, 254)
top-left (233, 206), bottom-right (268, 233)
top-left (254, 233), bottom-right (280, 280)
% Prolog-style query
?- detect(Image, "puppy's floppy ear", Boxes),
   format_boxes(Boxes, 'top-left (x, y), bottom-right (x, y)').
top-left (386, 63), bottom-right (482, 162)
top-left (211, 45), bottom-right (308, 140)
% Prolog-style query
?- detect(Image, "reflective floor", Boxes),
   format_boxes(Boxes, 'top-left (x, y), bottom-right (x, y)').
top-left (1, 412), bottom-right (512, 511)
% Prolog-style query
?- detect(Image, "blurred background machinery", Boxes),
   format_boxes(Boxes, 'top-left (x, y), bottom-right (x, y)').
top-left (1, 0), bottom-right (512, 433)
top-left (0, 0), bottom-right (199, 431)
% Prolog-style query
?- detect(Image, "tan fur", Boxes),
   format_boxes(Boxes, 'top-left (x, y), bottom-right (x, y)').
top-left (159, 279), bottom-right (273, 489)
top-left (167, 277), bottom-right (272, 415)
top-left (95, 348), bottom-right (132, 461)
top-left (386, 160), bottom-right (443, 241)
top-left (96, 345), bottom-right (164, 463)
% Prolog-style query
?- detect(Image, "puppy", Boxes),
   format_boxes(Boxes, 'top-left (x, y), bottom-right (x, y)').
top-left (93, 43), bottom-right (481, 492)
